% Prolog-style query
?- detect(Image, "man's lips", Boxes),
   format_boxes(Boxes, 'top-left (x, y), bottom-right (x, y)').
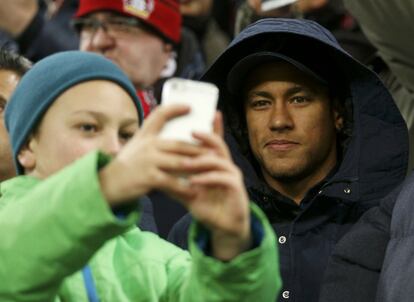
top-left (264, 139), bottom-right (299, 151)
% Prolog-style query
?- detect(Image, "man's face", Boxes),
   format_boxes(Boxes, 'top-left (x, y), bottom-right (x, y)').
top-left (19, 80), bottom-right (139, 178)
top-left (79, 12), bottom-right (172, 89)
top-left (0, 70), bottom-right (20, 181)
top-left (244, 61), bottom-right (342, 185)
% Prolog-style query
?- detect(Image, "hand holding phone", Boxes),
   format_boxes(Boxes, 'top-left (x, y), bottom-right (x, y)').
top-left (159, 78), bottom-right (219, 144)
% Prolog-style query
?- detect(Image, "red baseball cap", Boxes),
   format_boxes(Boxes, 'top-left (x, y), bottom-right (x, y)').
top-left (75, 0), bottom-right (181, 44)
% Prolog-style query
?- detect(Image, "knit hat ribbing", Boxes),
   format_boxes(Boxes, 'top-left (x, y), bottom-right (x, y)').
top-left (5, 51), bottom-right (144, 174)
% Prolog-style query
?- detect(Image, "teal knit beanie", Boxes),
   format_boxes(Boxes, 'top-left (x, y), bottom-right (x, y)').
top-left (5, 51), bottom-right (144, 174)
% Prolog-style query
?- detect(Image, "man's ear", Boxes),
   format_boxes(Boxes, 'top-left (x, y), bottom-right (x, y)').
top-left (331, 97), bottom-right (345, 132)
top-left (163, 43), bottom-right (173, 53)
top-left (17, 138), bottom-right (36, 172)
top-left (160, 44), bottom-right (177, 78)
top-left (334, 110), bottom-right (344, 132)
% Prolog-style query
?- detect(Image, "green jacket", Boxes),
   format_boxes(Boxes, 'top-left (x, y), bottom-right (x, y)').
top-left (0, 152), bottom-right (281, 302)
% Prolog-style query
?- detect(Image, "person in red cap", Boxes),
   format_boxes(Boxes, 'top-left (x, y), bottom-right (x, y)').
top-left (73, 0), bottom-right (205, 117)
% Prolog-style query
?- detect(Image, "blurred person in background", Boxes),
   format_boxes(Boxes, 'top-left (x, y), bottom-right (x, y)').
top-left (180, 0), bottom-right (230, 66)
top-left (345, 0), bottom-right (414, 172)
top-left (0, 49), bottom-right (31, 182)
top-left (0, 0), bottom-right (79, 61)
top-left (320, 1), bottom-right (414, 301)
top-left (235, 0), bottom-right (376, 64)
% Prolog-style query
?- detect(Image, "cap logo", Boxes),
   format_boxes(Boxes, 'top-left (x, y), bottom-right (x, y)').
top-left (123, 0), bottom-right (154, 19)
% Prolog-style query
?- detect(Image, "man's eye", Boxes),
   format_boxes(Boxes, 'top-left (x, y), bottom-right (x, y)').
top-left (108, 20), bottom-right (130, 30)
top-left (107, 19), bottom-right (138, 34)
top-left (251, 100), bottom-right (271, 108)
top-left (78, 19), bottom-right (96, 32)
top-left (290, 96), bottom-right (310, 104)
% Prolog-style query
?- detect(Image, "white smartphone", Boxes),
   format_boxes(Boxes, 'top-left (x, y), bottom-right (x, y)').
top-left (159, 78), bottom-right (219, 144)
top-left (261, 0), bottom-right (298, 11)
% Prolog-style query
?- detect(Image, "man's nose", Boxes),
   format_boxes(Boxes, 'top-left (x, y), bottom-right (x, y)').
top-left (269, 102), bottom-right (294, 131)
top-left (81, 26), bottom-right (115, 53)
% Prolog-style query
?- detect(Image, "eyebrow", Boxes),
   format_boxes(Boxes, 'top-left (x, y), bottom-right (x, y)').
top-left (71, 110), bottom-right (139, 125)
top-left (247, 85), bottom-right (317, 100)
top-left (285, 86), bottom-right (307, 96)
top-left (282, 85), bottom-right (319, 97)
top-left (247, 91), bottom-right (274, 100)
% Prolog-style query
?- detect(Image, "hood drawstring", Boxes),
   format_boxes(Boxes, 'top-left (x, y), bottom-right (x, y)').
top-left (82, 265), bottom-right (100, 302)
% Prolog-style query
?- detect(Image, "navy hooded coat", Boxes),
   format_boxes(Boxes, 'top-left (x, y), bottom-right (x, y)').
top-left (168, 18), bottom-right (408, 302)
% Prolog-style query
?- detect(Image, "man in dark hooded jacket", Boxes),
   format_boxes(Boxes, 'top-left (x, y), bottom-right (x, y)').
top-left (168, 18), bottom-right (408, 302)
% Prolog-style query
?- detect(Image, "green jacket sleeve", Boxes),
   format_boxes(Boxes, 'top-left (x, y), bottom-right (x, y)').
top-left (163, 203), bottom-right (282, 302)
top-left (0, 151), bottom-right (139, 302)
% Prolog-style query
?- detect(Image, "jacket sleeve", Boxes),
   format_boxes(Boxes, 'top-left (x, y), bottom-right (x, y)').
top-left (319, 187), bottom-right (400, 302)
top-left (344, 0), bottom-right (414, 93)
top-left (163, 203), bottom-right (282, 302)
top-left (167, 213), bottom-right (192, 250)
top-left (137, 195), bottom-right (158, 233)
top-left (0, 151), bottom-right (139, 302)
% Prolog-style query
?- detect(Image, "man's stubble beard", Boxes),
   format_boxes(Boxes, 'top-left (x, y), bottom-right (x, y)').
top-left (258, 150), bottom-right (332, 185)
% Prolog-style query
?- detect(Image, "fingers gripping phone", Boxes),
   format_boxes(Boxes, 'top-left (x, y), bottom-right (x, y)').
top-left (159, 78), bottom-right (219, 144)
